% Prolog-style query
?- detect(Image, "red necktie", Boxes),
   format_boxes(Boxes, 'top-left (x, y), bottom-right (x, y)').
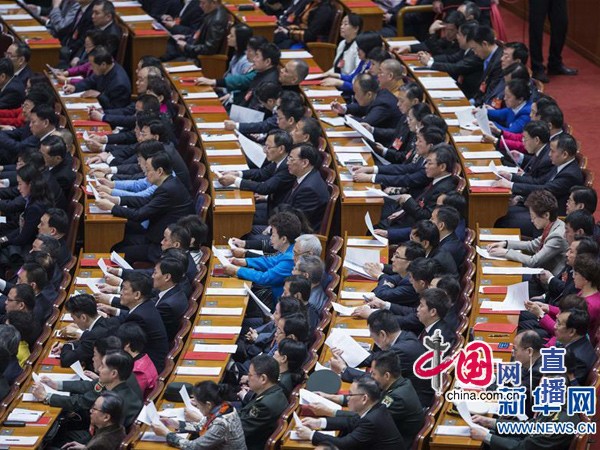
top-left (538, 222), bottom-right (553, 250)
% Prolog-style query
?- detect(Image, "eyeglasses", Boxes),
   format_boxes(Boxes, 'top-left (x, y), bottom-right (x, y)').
top-left (391, 253), bottom-right (408, 260)
top-left (90, 407), bottom-right (104, 413)
top-left (346, 392), bottom-right (366, 397)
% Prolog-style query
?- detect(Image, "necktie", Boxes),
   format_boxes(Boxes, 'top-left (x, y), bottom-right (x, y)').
top-left (71, 8), bottom-right (83, 40)
top-left (538, 222), bottom-right (553, 250)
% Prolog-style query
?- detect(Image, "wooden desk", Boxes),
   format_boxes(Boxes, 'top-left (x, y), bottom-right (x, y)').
top-left (337, 0), bottom-right (384, 32)
top-left (224, 2), bottom-right (277, 41)
top-left (429, 402), bottom-right (484, 450)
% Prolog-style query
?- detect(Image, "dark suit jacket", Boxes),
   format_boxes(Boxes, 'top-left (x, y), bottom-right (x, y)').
top-left (64, 0), bottom-right (99, 58)
top-left (113, 175), bottom-right (194, 244)
top-left (373, 114), bottom-right (410, 151)
top-left (373, 273), bottom-right (419, 306)
top-left (346, 89), bottom-right (401, 128)
top-left (170, 0), bottom-right (204, 35)
top-left (5, 200), bottom-right (49, 248)
top-left (516, 144), bottom-right (553, 182)
top-left (182, 6), bottom-right (229, 57)
top-left (0, 76), bottom-right (26, 110)
top-left (0, 124), bottom-right (36, 165)
top-left (375, 157), bottom-right (429, 190)
top-left (140, 0), bottom-right (180, 19)
top-left (512, 159), bottom-right (584, 215)
top-left (243, 67), bottom-right (281, 110)
top-left (49, 153), bottom-right (76, 199)
top-left (282, 168), bottom-right (329, 232)
top-left (472, 45), bottom-right (503, 107)
top-left (436, 233), bottom-right (465, 272)
top-left (113, 300), bottom-right (169, 373)
top-left (314, 403), bottom-right (405, 450)
top-left (522, 356), bottom-right (542, 417)
top-left (33, 285), bottom-right (58, 328)
top-left (566, 336), bottom-right (596, 385)
top-left (60, 317), bottom-right (111, 370)
top-left (421, 319), bottom-right (456, 349)
top-left (155, 284), bottom-right (188, 342)
top-left (86, 424), bottom-right (125, 450)
top-left (431, 49), bottom-right (483, 99)
top-left (241, 157), bottom-right (296, 215)
top-left (74, 63), bottom-right (131, 109)
top-left (548, 269), bottom-right (575, 305)
top-left (14, 66), bottom-right (33, 88)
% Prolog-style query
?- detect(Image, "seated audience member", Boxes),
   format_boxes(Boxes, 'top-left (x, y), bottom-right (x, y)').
top-left (99, 272), bottom-right (169, 373)
top-left (11, 262), bottom-right (57, 328)
top-left (375, 58), bottom-right (405, 99)
top-left (295, 375), bottom-right (405, 449)
top-left (5, 43), bottom-right (33, 87)
top-left (0, 324), bottom-right (22, 385)
top-left (36, 208), bottom-right (72, 267)
top-left (4, 311), bottom-right (32, 367)
top-left (292, 234), bottom-right (322, 261)
top-left (494, 133), bottom-right (584, 235)
top-left (411, 220), bottom-right (458, 275)
top-left (161, 0), bottom-right (229, 61)
top-left (0, 58), bottom-right (25, 110)
top-left (467, 26), bottom-right (503, 107)
top-left (56, 30), bottom-right (108, 83)
top-left (435, 191), bottom-right (467, 240)
top-left (486, 79), bottom-right (532, 133)
top-left (159, 0), bottom-right (204, 34)
top-left (279, 59), bottom-right (310, 89)
top-left (218, 130), bottom-right (296, 225)
top-left (274, 0), bottom-right (335, 48)
top-left (222, 83), bottom-right (284, 133)
top-left (401, 10), bottom-right (464, 57)
top-left (226, 212), bottom-right (300, 301)
top-left (291, 116), bottom-right (322, 150)
top-left (89, 1), bottom-right (122, 39)
top-left (416, 288), bottom-right (456, 347)
top-left (417, 20), bottom-right (483, 99)
top-left (64, 47), bottom-right (131, 109)
top-left (0, 283), bottom-right (35, 323)
top-left (430, 205), bottom-right (466, 271)
top-left (240, 43), bottom-right (282, 111)
top-left (321, 14), bottom-right (362, 79)
top-left (320, 31), bottom-right (383, 94)
top-left (40, 135), bottom-right (76, 200)
top-left (331, 74), bottom-right (400, 128)
top-left (96, 152), bottom-right (194, 264)
top-left (155, 224), bottom-right (198, 283)
top-left (377, 144), bottom-right (458, 234)
top-left (566, 186), bottom-right (597, 216)
top-left (239, 355), bottom-right (289, 450)
top-left (58, 294), bottom-right (111, 370)
top-left (151, 380), bottom-right (246, 448)
top-left (117, 322), bottom-right (158, 399)
top-left (309, 351), bottom-right (424, 448)
top-left (177, 215), bottom-right (209, 264)
top-left (337, 309), bottom-right (433, 407)
top-left (151, 256), bottom-right (188, 342)
top-left (292, 255), bottom-right (327, 328)
top-left (275, 338), bottom-right (307, 396)
top-left (431, 274), bottom-right (462, 330)
top-left (500, 120), bottom-right (552, 181)
top-left (488, 190), bottom-right (567, 274)
top-left (62, 391), bottom-right (126, 450)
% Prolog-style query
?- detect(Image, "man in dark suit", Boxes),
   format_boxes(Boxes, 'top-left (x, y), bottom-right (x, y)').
top-left (100, 272), bottom-right (169, 373)
top-left (97, 151), bottom-right (194, 264)
top-left (64, 46), bottom-right (131, 109)
top-left (0, 58), bottom-right (25, 110)
top-left (37, 208), bottom-right (72, 268)
top-left (160, 0), bottom-right (204, 35)
top-left (152, 256), bottom-right (188, 342)
top-left (91, 0), bottom-right (122, 40)
top-left (296, 376), bottom-right (405, 450)
top-left (40, 135), bottom-right (76, 202)
top-left (282, 143), bottom-right (329, 232)
top-left (161, 0), bottom-right (229, 60)
top-left (507, 120), bottom-right (553, 182)
top-left (12, 262), bottom-right (57, 330)
top-left (380, 144), bottom-right (458, 240)
top-left (494, 133), bottom-right (584, 234)
top-left (418, 20), bottom-right (483, 99)
top-left (556, 309), bottom-right (596, 385)
top-left (61, 0), bottom-right (99, 66)
top-left (241, 43), bottom-right (282, 111)
top-left (4, 43), bottom-right (33, 87)
top-left (218, 130), bottom-right (296, 225)
top-left (59, 294), bottom-right (111, 370)
top-left (416, 287), bottom-right (456, 349)
top-left (333, 73), bottom-right (400, 129)
top-left (140, 0), bottom-right (180, 19)
top-left (513, 330), bottom-right (543, 417)
top-left (467, 25), bottom-right (503, 107)
top-left (431, 205), bottom-right (466, 272)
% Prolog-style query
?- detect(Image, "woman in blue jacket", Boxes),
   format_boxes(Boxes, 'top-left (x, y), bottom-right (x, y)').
top-left (486, 79), bottom-right (532, 134)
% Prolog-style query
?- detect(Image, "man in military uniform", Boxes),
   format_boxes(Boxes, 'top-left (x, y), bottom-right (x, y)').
top-left (239, 354), bottom-right (289, 450)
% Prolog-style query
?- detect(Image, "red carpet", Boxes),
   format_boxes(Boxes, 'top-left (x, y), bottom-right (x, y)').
top-left (500, 6), bottom-right (600, 219)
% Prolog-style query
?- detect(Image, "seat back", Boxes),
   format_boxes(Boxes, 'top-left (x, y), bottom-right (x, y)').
top-left (319, 183), bottom-right (339, 236)
top-left (326, 235), bottom-right (343, 256)
top-left (66, 202), bottom-right (84, 255)
top-left (307, 42), bottom-right (337, 71)
top-left (116, 23), bottom-right (129, 66)
top-left (327, 1), bottom-right (344, 43)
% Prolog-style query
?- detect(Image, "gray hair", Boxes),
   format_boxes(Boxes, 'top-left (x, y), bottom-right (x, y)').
top-left (297, 255), bottom-right (325, 285)
top-left (295, 234), bottom-right (322, 256)
top-left (0, 324), bottom-right (21, 355)
top-left (291, 59), bottom-right (309, 83)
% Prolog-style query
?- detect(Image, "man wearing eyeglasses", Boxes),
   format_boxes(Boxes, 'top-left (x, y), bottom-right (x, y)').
top-left (295, 375), bottom-right (405, 449)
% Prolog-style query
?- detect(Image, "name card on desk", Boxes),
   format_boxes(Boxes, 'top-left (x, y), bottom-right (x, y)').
top-left (435, 425), bottom-right (472, 436)
top-left (326, 131), bottom-right (362, 138)
top-left (193, 325), bottom-right (241, 335)
top-left (206, 148), bottom-right (242, 156)
top-left (312, 103), bottom-right (332, 111)
top-left (478, 234), bottom-right (520, 241)
top-left (281, 50), bottom-right (313, 59)
top-left (200, 307), bottom-right (244, 315)
top-left (193, 344), bottom-right (238, 353)
top-left (214, 198), bottom-right (253, 206)
top-left (7, 409), bottom-right (44, 423)
top-left (4, 14), bottom-right (35, 20)
top-left (210, 164), bottom-right (249, 172)
top-left (176, 366), bottom-right (221, 375)
top-left (121, 14), bottom-right (154, 21)
top-left (304, 89), bottom-right (341, 97)
top-left (13, 25), bottom-right (47, 32)
top-left (428, 89), bottom-right (464, 99)
top-left (166, 65), bottom-right (201, 73)
top-left (469, 180), bottom-right (497, 187)
top-left (196, 122), bottom-right (226, 130)
top-left (482, 267), bottom-right (543, 275)
top-left (419, 77), bottom-right (459, 89)
top-left (0, 436), bottom-right (39, 446)
top-left (184, 92), bottom-right (218, 99)
top-left (205, 288), bottom-right (247, 296)
top-left (387, 39), bottom-right (420, 47)
top-left (202, 133), bottom-right (238, 142)
top-left (461, 150), bottom-right (503, 158)
top-left (454, 136), bottom-right (485, 143)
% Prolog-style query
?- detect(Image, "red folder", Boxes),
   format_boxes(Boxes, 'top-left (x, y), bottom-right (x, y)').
top-left (470, 187), bottom-right (511, 193)
top-left (80, 258), bottom-right (117, 267)
top-left (300, 80), bottom-right (322, 86)
top-left (27, 38), bottom-right (60, 45)
top-left (190, 106), bottom-right (226, 114)
top-left (31, 416), bottom-right (52, 426)
top-left (481, 286), bottom-right (508, 295)
top-left (192, 333), bottom-right (237, 339)
top-left (400, 55), bottom-right (419, 61)
top-left (179, 77), bottom-right (198, 83)
top-left (135, 29), bottom-right (168, 36)
top-left (72, 120), bottom-right (108, 127)
top-left (184, 351), bottom-right (229, 360)
top-left (243, 15), bottom-right (277, 22)
top-left (308, 66), bottom-right (322, 73)
top-left (473, 322), bottom-right (517, 333)
top-left (41, 358), bottom-right (61, 366)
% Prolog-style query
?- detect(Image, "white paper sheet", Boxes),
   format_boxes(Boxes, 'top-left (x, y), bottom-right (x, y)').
top-left (321, 117), bottom-right (346, 127)
top-left (184, 92), bottom-right (218, 99)
top-left (214, 198), bottom-right (253, 206)
top-left (453, 135), bottom-right (485, 143)
top-left (455, 401), bottom-right (488, 432)
top-left (345, 115), bottom-right (375, 142)
top-left (193, 344), bottom-right (238, 353)
top-left (475, 107), bottom-right (492, 136)
top-left (478, 234), bottom-right (520, 241)
top-left (6, 14), bottom-right (39, 20)
top-left (7, 408), bottom-right (44, 422)
top-left (210, 164), bottom-right (249, 172)
top-left (326, 130), bottom-right (362, 138)
top-left (176, 366), bottom-right (222, 375)
top-left (343, 189), bottom-right (386, 198)
top-left (331, 302), bottom-right (356, 316)
top-left (244, 283), bottom-right (272, 316)
top-left (365, 212), bottom-right (388, 245)
top-left (420, 77), bottom-right (458, 89)
top-left (205, 288), bottom-right (247, 296)
top-left (435, 425), bottom-right (471, 436)
top-left (281, 50), bottom-right (312, 59)
top-left (71, 361), bottom-right (93, 381)
top-left (469, 180), bottom-right (497, 187)
top-left (428, 90), bottom-right (464, 99)
top-left (439, 106), bottom-right (471, 113)
top-left (461, 151), bottom-right (503, 159)
top-left (200, 307), bottom-right (244, 315)
top-left (305, 73), bottom-right (326, 80)
top-left (159, 408), bottom-right (186, 421)
top-left (468, 164), bottom-right (518, 174)
top-left (500, 281), bottom-right (528, 311)
top-left (337, 153), bottom-right (366, 166)
top-left (482, 267), bottom-right (544, 275)
top-left (340, 290), bottom-right (374, 300)
top-left (346, 238), bottom-right (386, 247)
top-left (333, 145), bottom-right (370, 153)
top-left (196, 122), bottom-right (226, 129)
top-left (345, 247), bottom-right (381, 267)
top-left (59, 91), bottom-right (85, 98)
top-left (62, 313), bottom-right (73, 321)
top-left (137, 401), bottom-right (160, 425)
top-left (110, 251), bottom-right (132, 270)
top-left (475, 245), bottom-right (508, 261)
top-left (64, 102), bottom-right (102, 110)
top-left (455, 107), bottom-right (478, 131)
top-left (291, 431), bottom-right (336, 440)
top-left (0, 436), bottom-right (38, 446)
top-left (202, 133), bottom-right (238, 142)
top-left (325, 329), bottom-right (370, 367)
top-left (32, 373), bottom-right (73, 396)
top-left (166, 65), bottom-right (201, 73)
top-left (299, 389), bottom-right (342, 411)
top-left (193, 325), bottom-right (241, 334)
top-left (387, 39), bottom-right (420, 47)
top-left (230, 104), bottom-right (265, 123)
top-left (343, 260), bottom-right (377, 279)
top-left (237, 131), bottom-right (266, 167)
top-left (13, 25), bottom-right (47, 32)
top-left (311, 104), bottom-right (332, 111)
top-left (112, 1), bottom-right (141, 6)
top-left (206, 149), bottom-right (242, 156)
top-left (304, 90), bottom-right (341, 97)
top-left (121, 14), bottom-right (154, 21)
